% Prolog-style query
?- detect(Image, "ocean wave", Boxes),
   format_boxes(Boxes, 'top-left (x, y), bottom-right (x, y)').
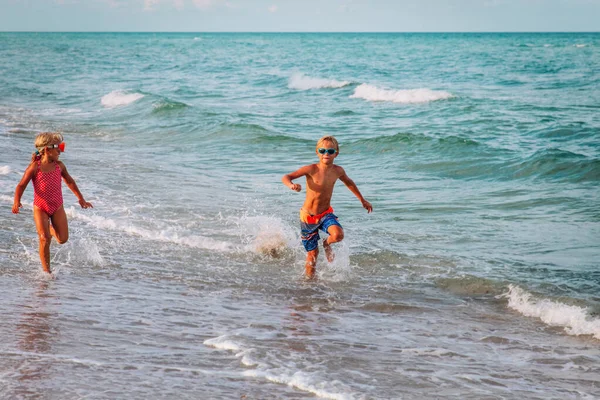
top-left (350, 84), bottom-right (453, 104)
top-left (101, 90), bottom-right (144, 108)
top-left (531, 125), bottom-right (596, 141)
top-left (206, 122), bottom-right (311, 146)
top-left (436, 276), bottom-right (504, 297)
top-left (0, 165), bottom-right (11, 175)
top-left (349, 132), bottom-right (483, 155)
top-left (330, 109), bottom-right (357, 116)
top-left (500, 285), bottom-right (600, 340)
top-left (351, 133), bottom-right (599, 183)
top-left (508, 149), bottom-right (600, 182)
top-left (65, 207), bottom-right (233, 251)
top-left (244, 369), bottom-right (355, 400)
top-left (288, 73), bottom-right (351, 90)
top-left (349, 132), bottom-right (501, 179)
top-left (152, 99), bottom-right (189, 113)
top-left (205, 334), bottom-right (357, 400)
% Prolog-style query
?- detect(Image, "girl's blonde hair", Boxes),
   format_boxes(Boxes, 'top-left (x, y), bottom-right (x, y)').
top-left (32, 132), bottom-right (64, 162)
top-left (316, 135), bottom-right (339, 152)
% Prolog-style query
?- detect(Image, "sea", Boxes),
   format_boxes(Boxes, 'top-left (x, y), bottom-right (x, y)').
top-left (0, 32), bottom-right (599, 399)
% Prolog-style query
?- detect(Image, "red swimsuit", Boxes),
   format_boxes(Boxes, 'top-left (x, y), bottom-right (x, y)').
top-left (33, 161), bottom-right (63, 216)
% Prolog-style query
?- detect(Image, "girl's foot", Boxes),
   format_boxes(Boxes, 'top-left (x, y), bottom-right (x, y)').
top-left (50, 225), bottom-right (57, 241)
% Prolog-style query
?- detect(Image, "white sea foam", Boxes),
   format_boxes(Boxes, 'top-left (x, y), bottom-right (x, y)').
top-left (37, 107), bottom-right (83, 116)
top-left (77, 238), bottom-right (107, 267)
top-left (0, 196), bottom-right (232, 252)
top-left (501, 285), bottom-right (600, 340)
top-left (244, 369), bottom-right (355, 400)
top-left (0, 165), bottom-right (11, 175)
top-left (396, 347), bottom-right (458, 357)
top-left (318, 240), bottom-right (353, 282)
top-left (66, 207), bottom-right (232, 251)
top-left (238, 350), bottom-right (260, 367)
top-left (205, 334), bottom-right (356, 400)
top-left (350, 84), bottom-right (453, 104)
top-left (237, 214), bottom-right (298, 257)
top-left (101, 90), bottom-right (144, 108)
top-left (574, 44), bottom-right (586, 48)
top-left (2, 194), bottom-right (31, 211)
top-left (288, 73), bottom-right (350, 90)
top-left (204, 335), bottom-right (243, 352)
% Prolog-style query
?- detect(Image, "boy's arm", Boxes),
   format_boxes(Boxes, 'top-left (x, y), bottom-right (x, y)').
top-left (59, 162), bottom-right (93, 209)
top-left (12, 163), bottom-right (36, 213)
top-left (282, 165), bottom-right (312, 192)
top-left (339, 168), bottom-right (373, 213)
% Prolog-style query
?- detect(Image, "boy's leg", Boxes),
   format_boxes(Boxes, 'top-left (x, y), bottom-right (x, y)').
top-left (323, 225), bottom-right (344, 262)
top-left (300, 217), bottom-right (320, 279)
top-left (33, 207), bottom-right (52, 273)
top-left (49, 206), bottom-right (69, 244)
top-left (305, 248), bottom-right (318, 279)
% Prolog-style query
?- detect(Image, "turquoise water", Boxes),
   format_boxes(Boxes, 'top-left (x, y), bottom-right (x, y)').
top-left (1, 33), bottom-right (599, 399)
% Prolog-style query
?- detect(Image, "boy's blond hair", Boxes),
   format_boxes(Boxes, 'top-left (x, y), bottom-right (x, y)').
top-left (316, 135), bottom-right (339, 152)
top-left (32, 132), bottom-right (63, 162)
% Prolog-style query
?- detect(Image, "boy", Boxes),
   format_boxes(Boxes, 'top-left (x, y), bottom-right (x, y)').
top-left (282, 135), bottom-right (372, 278)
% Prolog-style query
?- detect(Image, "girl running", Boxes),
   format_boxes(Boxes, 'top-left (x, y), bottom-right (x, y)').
top-left (12, 132), bottom-right (93, 274)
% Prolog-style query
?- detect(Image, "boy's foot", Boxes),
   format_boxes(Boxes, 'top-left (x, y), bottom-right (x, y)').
top-left (323, 240), bottom-right (335, 262)
top-left (305, 264), bottom-right (316, 279)
top-left (304, 255), bottom-right (316, 279)
top-left (304, 272), bottom-right (316, 280)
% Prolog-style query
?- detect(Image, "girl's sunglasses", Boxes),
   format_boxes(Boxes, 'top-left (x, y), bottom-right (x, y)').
top-left (318, 148), bottom-right (337, 155)
top-left (41, 142), bottom-right (66, 152)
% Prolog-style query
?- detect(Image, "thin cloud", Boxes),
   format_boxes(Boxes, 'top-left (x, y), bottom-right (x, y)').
top-left (193, 0), bottom-right (213, 8)
top-left (144, 0), bottom-right (159, 11)
top-left (268, 4), bottom-right (277, 12)
top-left (96, 0), bottom-right (128, 8)
top-left (141, 0), bottom-right (217, 12)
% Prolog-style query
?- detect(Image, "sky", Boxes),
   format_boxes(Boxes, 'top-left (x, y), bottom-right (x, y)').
top-left (1, 0), bottom-right (600, 32)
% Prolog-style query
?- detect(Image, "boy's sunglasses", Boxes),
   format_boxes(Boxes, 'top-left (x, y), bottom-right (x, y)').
top-left (318, 148), bottom-right (337, 155)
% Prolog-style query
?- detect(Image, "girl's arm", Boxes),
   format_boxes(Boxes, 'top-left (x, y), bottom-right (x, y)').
top-left (339, 169), bottom-right (373, 213)
top-left (12, 163), bottom-right (36, 214)
top-left (59, 162), bottom-right (93, 209)
top-left (282, 165), bottom-right (312, 192)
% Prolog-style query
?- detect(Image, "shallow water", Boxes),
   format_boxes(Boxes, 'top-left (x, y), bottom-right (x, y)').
top-left (1, 32), bottom-right (599, 399)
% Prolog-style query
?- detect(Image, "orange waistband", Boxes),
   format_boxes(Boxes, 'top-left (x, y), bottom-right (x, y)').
top-left (300, 206), bottom-right (334, 224)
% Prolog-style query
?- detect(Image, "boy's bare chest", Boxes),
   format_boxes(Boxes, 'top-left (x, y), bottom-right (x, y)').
top-left (307, 171), bottom-right (338, 190)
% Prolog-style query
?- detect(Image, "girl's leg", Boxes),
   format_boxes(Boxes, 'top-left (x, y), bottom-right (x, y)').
top-left (33, 207), bottom-right (52, 273)
top-left (49, 206), bottom-right (69, 244)
top-left (323, 225), bottom-right (344, 262)
top-left (305, 248), bottom-right (318, 279)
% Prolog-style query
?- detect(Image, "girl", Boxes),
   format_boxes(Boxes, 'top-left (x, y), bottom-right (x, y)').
top-left (12, 132), bottom-right (93, 274)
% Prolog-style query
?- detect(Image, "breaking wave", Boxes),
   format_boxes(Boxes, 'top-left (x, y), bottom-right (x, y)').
top-left (500, 285), bottom-right (600, 340)
top-left (350, 84), bottom-right (453, 104)
top-left (288, 73), bottom-right (351, 90)
top-left (101, 90), bottom-right (144, 108)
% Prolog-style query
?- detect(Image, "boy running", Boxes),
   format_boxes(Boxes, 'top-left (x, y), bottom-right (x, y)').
top-left (282, 135), bottom-right (372, 278)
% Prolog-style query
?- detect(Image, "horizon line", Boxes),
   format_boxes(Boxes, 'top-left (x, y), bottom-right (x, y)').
top-left (1, 31), bottom-right (599, 34)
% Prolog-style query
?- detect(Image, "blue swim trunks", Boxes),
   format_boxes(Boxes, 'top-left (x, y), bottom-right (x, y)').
top-left (300, 207), bottom-right (342, 252)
